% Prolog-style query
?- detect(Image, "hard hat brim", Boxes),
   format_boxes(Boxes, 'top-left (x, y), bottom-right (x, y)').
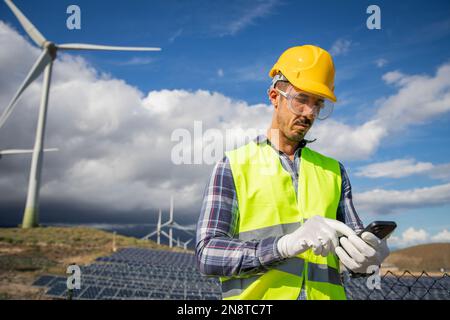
top-left (269, 67), bottom-right (337, 103)
top-left (290, 77), bottom-right (337, 103)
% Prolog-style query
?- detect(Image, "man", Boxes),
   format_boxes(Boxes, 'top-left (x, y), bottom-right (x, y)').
top-left (195, 45), bottom-right (390, 300)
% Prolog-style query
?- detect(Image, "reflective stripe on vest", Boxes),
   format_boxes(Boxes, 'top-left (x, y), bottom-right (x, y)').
top-left (222, 141), bottom-right (347, 300)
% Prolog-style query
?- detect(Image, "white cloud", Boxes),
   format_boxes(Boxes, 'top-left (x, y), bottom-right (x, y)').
top-left (429, 163), bottom-right (450, 181)
top-left (377, 65), bottom-right (450, 129)
top-left (309, 119), bottom-right (386, 160)
top-left (431, 229), bottom-right (450, 242)
top-left (389, 227), bottom-right (429, 247)
top-left (116, 57), bottom-right (155, 66)
top-left (382, 70), bottom-right (405, 85)
top-left (354, 183), bottom-right (450, 214)
top-left (168, 28), bottom-right (183, 43)
top-left (356, 158), bottom-right (450, 180)
top-left (355, 158), bottom-right (434, 178)
top-left (375, 58), bottom-right (388, 68)
top-left (218, 0), bottom-right (279, 36)
top-left (389, 227), bottom-right (450, 248)
top-left (217, 68), bottom-right (224, 77)
top-left (329, 39), bottom-right (351, 57)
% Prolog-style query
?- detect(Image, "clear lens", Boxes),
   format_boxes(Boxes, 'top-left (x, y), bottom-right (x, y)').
top-left (277, 87), bottom-right (334, 120)
top-left (317, 100), bottom-right (334, 120)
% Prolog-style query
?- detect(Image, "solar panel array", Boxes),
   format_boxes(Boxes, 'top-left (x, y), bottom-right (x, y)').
top-left (33, 248), bottom-right (222, 300)
top-left (32, 247), bottom-right (450, 300)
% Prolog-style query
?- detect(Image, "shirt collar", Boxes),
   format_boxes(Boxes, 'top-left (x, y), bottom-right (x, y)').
top-left (254, 134), bottom-right (312, 151)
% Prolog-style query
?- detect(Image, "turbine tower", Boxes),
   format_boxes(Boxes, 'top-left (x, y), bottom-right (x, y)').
top-left (168, 195), bottom-right (174, 248)
top-left (156, 209), bottom-right (162, 245)
top-left (0, 0), bottom-right (161, 228)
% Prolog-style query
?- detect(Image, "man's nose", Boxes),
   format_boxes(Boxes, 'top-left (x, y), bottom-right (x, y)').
top-left (301, 102), bottom-right (317, 116)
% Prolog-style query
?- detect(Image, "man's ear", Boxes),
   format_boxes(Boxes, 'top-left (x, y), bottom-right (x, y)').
top-left (268, 88), bottom-right (279, 109)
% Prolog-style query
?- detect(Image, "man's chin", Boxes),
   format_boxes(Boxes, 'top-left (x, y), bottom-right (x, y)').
top-left (286, 131), bottom-right (306, 142)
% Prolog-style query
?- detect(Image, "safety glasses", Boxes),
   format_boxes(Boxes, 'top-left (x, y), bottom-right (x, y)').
top-left (276, 86), bottom-right (334, 120)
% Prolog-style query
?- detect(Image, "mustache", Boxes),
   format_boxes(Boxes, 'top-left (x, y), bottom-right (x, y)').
top-left (294, 118), bottom-right (312, 127)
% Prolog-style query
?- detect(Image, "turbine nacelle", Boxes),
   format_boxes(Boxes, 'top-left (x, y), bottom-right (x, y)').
top-left (43, 42), bottom-right (57, 59)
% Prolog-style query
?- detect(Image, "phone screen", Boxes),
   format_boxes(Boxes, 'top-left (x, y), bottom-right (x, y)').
top-left (359, 221), bottom-right (397, 240)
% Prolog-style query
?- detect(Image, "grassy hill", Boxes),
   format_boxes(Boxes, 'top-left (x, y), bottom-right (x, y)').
top-left (0, 226), bottom-right (190, 299)
top-left (384, 243), bottom-right (450, 272)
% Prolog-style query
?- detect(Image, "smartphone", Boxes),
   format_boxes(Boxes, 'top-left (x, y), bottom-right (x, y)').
top-left (358, 221), bottom-right (397, 240)
top-left (345, 221), bottom-right (396, 278)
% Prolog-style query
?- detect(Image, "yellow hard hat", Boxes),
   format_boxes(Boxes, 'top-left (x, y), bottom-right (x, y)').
top-left (269, 45), bottom-right (337, 102)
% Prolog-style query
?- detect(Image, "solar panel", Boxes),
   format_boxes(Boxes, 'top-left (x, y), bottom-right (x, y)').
top-left (98, 287), bottom-right (118, 299)
top-left (149, 291), bottom-right (166, 299)
top-left (117, 289), bottom-right (134, 298)
top-left (79, 286), bottom-right (103, 299)
top-left (32, 275), bottom-right (56, 287)
top-left (168, 293), bottom-right (185, 300)
top-left (46, 282), bottom-right (67, 297)
top-left (34, 248), bottom-right (225, 300)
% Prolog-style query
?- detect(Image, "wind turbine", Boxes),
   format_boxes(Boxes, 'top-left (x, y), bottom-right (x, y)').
top-left (183, 238), bottom-right (192, 251)
top-left (142, 196), bottom-right (174, 247)
top-left (0, 0), bottom-right (161, 228)
top-left (142, 196), bottom-right (196, 248)
top-left (176, 237), bottom-right (193, 251)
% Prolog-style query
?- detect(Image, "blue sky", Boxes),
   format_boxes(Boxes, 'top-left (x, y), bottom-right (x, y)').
top-left (0, 0), bottom-right (449, 248)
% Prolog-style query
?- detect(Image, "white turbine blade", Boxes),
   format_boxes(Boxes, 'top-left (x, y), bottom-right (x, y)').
top-left (142, 230), bottom-right (157, 239)
top-left (58, 43), bottom-right (161, 52)
top-left (0, 149), bottom-right (32, 155)
top-left (160, 230), bottom-right (170, 238)
top-left (0, 50), bottom-right (51, 129)
top-left (0, 148), bottom-right (57, 155)
top-left (5, 0), bottom-right (46, 47)
top-left (172, 222), bottom-right (196, 231)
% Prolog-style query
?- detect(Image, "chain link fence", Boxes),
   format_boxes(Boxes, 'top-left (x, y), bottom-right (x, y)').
top-left (343, 270), bottom-right (450, 300)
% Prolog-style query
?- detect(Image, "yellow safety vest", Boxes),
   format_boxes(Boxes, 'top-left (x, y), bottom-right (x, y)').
top-left (221, 141), bottom-right (346, 300)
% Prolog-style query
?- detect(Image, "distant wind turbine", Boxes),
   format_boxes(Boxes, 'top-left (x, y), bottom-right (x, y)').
top-left (0, 0), bottom-right (161, 228)
top-left (176, 237), bottom-right (193, 251)
top-left (142, 196), bottom-right (195, 248)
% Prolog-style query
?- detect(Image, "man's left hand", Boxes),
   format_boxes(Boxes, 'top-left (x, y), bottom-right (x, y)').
top-left (335, 232), bottom-right (390, 274)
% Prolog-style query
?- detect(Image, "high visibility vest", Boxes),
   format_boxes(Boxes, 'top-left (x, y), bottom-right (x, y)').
top-left (221, 141), bottom-right (347, 300)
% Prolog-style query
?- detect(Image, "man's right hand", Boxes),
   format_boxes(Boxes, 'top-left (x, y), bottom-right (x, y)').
top-left (276, 215), bottom-right (357, 258)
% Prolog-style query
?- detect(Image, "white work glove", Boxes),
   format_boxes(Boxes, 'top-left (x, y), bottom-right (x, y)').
top-left (335, 231), bottom-right (390, 274)
top-left (276, 216), bottom-right (357, 258)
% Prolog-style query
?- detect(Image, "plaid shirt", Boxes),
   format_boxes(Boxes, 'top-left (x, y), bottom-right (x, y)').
top-left (195, 135), bottom-right (364, 299)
